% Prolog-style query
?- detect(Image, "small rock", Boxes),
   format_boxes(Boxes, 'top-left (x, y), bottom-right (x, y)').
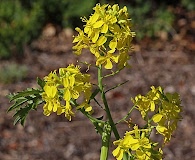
top-left (42, 24), bottom-right (56, 37)
top-left (165, 86), bottom-right (175, 93)
top-left (190, 85), bottom-right (195, 96)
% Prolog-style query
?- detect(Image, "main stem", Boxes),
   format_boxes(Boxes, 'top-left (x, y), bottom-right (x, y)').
top-left (98, 65), bottom-right (120, 139)
top-left (98, 65), bottom-right (129, 160)
top-left (98, 65), bottom-right (121, 160)
top-left (100, 123), bottom-right (111, 160)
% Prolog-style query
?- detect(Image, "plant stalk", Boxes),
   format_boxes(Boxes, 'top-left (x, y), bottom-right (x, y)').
top-left (98, 65), bottom-right (129, 160)
top-left (98, 65), bottom-right (120, 139)
top-left (100, 122), bottom-right (111, 160)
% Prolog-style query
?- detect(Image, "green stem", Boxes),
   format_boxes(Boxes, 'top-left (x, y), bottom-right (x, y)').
top-left (103, 66), bottom-right (125, 78)
top-left (98, 65), bottom-right (129, 160)
top-left (98, 65), bottom-right (120, 139)
top-left (105, 80), bottom-right (129, 93)
top-left (100, 146), bottom-right (109, 160)
top-left (100, 122), bottom-right (111, 160)
top-left (116, 104), bottom-right (136, 125)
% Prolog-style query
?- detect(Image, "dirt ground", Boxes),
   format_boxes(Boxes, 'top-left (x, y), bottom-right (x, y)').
top-left (0, 10), bottom-right (195, 160)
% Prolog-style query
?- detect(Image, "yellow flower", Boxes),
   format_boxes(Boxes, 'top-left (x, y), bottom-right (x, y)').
top-left (42, 85), bottom-right (63, 116)
top-left (136, 150), bottom-right (151, 160)
top-left (132, 86), bottom-right (162, 118)
top-left (96, 52), bottom-right (119, 69)
top-left (112, 145), bottom-right (124, 160)
top-left (42, 64), bottom-right (92, 120)
top-left (132, 86), bottom-right (182, 143)
top-left (64, 101), bottom-right (74, 121)
top-left (72, 27), bottom-right (89, 55)
top-left (73, 3), bottom-right (135, 69)
top-left (118, 51), bottom-right (130, 69)
top-left (152, 92), bottom-right (182, 143)
top-left (43, 71), bottom-right (59, 85)
top-left (62, 75), bottom-right (79, 101)
top-left (77, 102), bottom-right (93, 113)
top-left (152, 104), bottom-right (181, 143)
top-left (113, 125), bottom-right (154, 160)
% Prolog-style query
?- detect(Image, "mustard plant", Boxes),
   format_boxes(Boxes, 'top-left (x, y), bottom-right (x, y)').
top-left (7, 3), bottom-right (182, 160)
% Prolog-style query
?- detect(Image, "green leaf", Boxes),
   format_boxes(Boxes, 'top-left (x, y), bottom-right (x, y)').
top-left (13, 103), bottom-right (32, 126)
top-left (37, 77), bottom-right (45, 89)
top-left (9, 88), bottom-right (42, 101)
top-left (7, 87), bottom-right (43, 126)
top-left (7, 97), bottom-right (28, 112)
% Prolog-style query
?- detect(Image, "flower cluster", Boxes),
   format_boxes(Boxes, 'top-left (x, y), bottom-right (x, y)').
top-left (73, 3), bottom-right (135, 69)
top-left (132, 86), bottom-right (162, 119)
top-left (152, 92), bottom-right (182, 143)
top-left (132, 86), bottom-right (182, 143)
top-left (112, 125), bottom-right (163, 160)
top-left (42, 64), bottom-right (92, 121)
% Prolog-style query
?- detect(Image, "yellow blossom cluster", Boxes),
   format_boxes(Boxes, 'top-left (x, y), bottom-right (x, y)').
top-left (73, 3), bottom-right (135, 69)
top-left (132, 86), bottom-right (162, 119)
top-left (42, 64), bottom-right (92, 121)
top-left (132, 86), bottom-right (182, 143)
top-left (112, 125), bottom-right (163, 160)
top-left (152, 92), bottom-right (182, 143)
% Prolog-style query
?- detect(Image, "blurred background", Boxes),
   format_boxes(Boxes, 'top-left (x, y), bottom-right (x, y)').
top-left (0, 0), bottom-right (194, 159)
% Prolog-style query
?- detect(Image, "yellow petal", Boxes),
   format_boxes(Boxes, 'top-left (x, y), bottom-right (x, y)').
top-left (84, 26), bottom-right (90, 34)
top-left (131, 143), bottom-right (140, 151)
top-left (108, 49), bottom-right (116, 53)
top-left (109, 39), bottom-right (117, 50)
top-left (43, 109), bottom-right (51, 116)
top-left (150, 101), bottom-right (155, 111)
top-left (96, 56), bottom-right (106, 66)
top-left (48, 101), bottom-right (53, 111)
top-left (73, 37), bottom-right (79, 43)
top-left (94, 20), bottom-right (104, 28)
top-left (57, 107), bottom-right (64, 115)
top-left (112, 4), bottom-right (119, 12)
top-left (63, 77), bottom-right (69, 88)
top-left (85, 106), bottom-right (92, 112)
top-left (112, 146), bottom-right (123, 160)
top-left (44, 85), bottom-right (57, 98)
top-left (64, 89), bottom-right (71, 101)
top-left (53, 102), bottom-right (58, 112)
top-left (152, 114), bottom-right (163, 123)
top-left (43, 104), bottom-right (51, 116)
top-left (111, 55), bottom-right (119, 63)
top-left (101, 23), bottom-right (108, 33)
top-left (92, 32), bottom-right (99, 43)
top-left (97, 35), bottom-right (107, 46)
top-left (69, 76), bottom-right (75, 87)
top-left (156, 125), bottom-right (167, 133)
top-left (105, 59), bottom-right (113, 69)
top-left (90, 13), bottom-right (99, 24)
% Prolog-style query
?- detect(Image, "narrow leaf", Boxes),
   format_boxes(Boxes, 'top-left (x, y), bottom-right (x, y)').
top-left (9, 89), bottom-right (41, 101)
top-left (7, 97), bottom-right (28, 112)
top-left (37, 77), bottom-right (45, 89)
